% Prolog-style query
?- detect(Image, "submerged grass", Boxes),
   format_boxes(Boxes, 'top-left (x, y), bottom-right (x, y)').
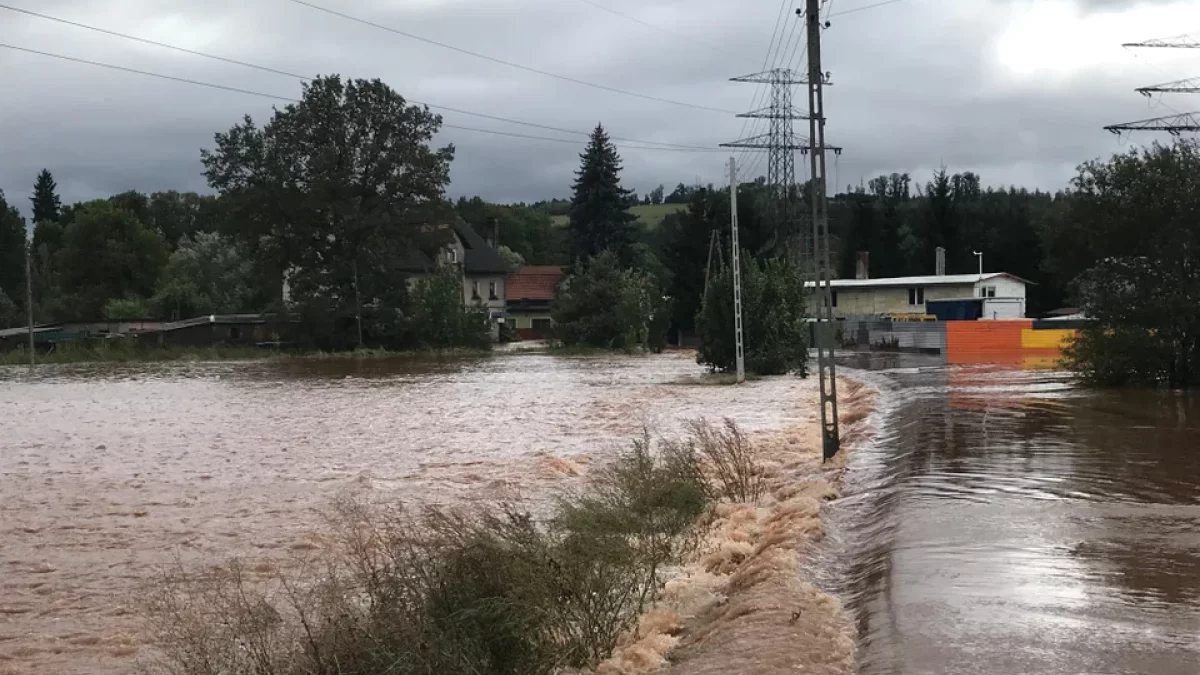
top-left (140, 424), bottom-right (744, 675)
top-left (0, 344), bottom-right (492, 366)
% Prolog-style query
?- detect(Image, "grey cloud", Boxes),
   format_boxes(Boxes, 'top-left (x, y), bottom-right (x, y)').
top-left (0, 0), bottom-right (1186, 219)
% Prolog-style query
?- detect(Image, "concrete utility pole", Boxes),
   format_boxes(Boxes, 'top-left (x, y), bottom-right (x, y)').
top-left (974, 250), bottom-right (984, 277)
top-left (806, 0), bottom-right (840, 460)
top-left (729, 158), bottom-right (746, 384)
top-left (25, 242), bottom-right (34, 368)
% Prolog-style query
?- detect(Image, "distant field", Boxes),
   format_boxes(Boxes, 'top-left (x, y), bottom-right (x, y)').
top-left (549, 203), bottom-right (686, 229)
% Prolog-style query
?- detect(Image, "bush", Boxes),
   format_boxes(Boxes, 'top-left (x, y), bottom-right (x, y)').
top-left (143, 428), bottom-right (715, 675)
top-left (687, 419), bottom-right (764, 504)
top-left (696, 254), bottom-right (809, 376)
top-left (104, 296), bottom-right (153, 320)
top-left (552, 251), bottom-right (666, 351)
top-left (405, 268), bottom-right (492, 350)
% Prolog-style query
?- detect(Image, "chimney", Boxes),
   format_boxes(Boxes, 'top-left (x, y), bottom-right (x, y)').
top-left (855, 251), bottom-right (870, 280)
top-left (488, 216), bottom-right (500, 249)
top-left (935, 247), bottom-right (946, 276)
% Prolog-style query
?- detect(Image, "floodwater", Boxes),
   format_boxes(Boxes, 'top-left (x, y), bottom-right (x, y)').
top-left (0, 351), bottom-right (819, 675)
top-left (822, 354), bottom-right (1200, 675)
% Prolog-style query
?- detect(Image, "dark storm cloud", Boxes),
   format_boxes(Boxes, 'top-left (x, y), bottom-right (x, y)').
top-left (0, 0), bottom-right (1192, 218)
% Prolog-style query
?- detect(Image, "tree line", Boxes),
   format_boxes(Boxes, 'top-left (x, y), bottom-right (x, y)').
top-left (1, 72), bottom-right (1195, 383)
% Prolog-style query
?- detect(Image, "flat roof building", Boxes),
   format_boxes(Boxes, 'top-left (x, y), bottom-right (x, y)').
top-left (805, 272), bottom-right (1031, 320)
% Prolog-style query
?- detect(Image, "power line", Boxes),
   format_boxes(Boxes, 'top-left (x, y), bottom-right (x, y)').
top-left (574, 0), bottom-right (738, 58)
top-left (829, 0), bottom-right (906, 18)
top-left (0, 42), bottom-right (735, 153)
top-left (280, 0), bottom-right (736, 114)
top-left (0, 2), bottom-right (303, 80)
top-left (0, 4), bottom-right (719, 151)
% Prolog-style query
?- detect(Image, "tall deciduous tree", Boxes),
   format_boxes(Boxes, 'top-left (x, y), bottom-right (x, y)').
top-left (568, 125), bottom-right (637, 262)
top-left (152, 232), bottom-right (256, 319)
top-left (1058, 141), bottom-right (1200, 387)
top-left (0, 190), bottom-right (27, 328)
top-left (57, 201), bottom-right (167, 320)
top-left (30, 170), bottom-right (62, 224)
top-left (203, 75), bottom-right (454, 340)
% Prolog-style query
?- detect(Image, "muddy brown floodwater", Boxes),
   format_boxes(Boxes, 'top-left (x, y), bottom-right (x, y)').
top-left (821, 355), bottom-right (1200, 675)
top-left (0, 352), bottom-right (824, 675)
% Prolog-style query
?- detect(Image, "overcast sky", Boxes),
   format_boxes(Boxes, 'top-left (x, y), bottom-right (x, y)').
top-left (1, 0), bottom-right (1197, 219)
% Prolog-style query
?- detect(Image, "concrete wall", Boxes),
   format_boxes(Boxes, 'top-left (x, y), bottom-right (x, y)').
top-left (814, 282), bottom-right (978, 317)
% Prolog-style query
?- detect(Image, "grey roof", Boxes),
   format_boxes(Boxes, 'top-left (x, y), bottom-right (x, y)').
top-left (0, 324), bottom-right (63, 339)
top-left (393, 219), bottom-right (507, 276)
top-left (804, 273), bottom-right (1032, 289)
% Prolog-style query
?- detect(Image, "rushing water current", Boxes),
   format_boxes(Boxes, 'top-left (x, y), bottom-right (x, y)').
top-left (0, 352), bottom-right (817, 675)
top-left (821, 354), bottom-right (1200, 675)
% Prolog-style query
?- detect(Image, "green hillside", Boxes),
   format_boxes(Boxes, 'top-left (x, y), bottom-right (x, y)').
top-left (549, 203), bottom-right (686, 229)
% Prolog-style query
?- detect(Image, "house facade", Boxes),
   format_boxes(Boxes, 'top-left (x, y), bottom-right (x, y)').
top-left (505, 266), bottom-right (564, 339)
top-left (806, 272), bottom-right (1030, 320)
top-left (397, 219), bottom-right (510, 338)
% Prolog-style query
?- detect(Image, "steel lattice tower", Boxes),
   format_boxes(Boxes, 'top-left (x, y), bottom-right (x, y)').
top-left (722, 69), bottom-right (812, 255)
top-left (1107, 34), bottom-right (1200, 134)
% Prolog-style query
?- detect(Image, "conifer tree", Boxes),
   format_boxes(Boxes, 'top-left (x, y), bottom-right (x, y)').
top-left (568, 125), bottom-right (637, 262)
top-left (30, 169), bottom-right (62, 224)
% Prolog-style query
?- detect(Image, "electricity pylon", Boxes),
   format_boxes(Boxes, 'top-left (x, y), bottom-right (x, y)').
top-left (722, 69), bottom-right (813, 256)
top-left (1122, 35), bottom-right (1200, 49)
top-left (1108, 33), bottom-right (1200, 134)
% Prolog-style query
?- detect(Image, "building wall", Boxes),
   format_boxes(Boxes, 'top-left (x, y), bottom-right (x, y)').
top-left (464, 275), bottom-right (506, 313)
top-left (819, 282), bottom-right (977, 317)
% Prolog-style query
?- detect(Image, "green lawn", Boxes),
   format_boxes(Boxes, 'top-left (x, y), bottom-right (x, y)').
top-left (549, 203), bottom-right (686, 229)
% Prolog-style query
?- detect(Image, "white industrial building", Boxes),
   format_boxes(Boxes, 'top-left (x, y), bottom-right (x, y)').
top-left (805, 272), bottom-right (1030, 320)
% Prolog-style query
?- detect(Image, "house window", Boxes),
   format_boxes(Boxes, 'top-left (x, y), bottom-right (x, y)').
top-left (908, 287), bottom-right (925, 306)
top-left (471, 281), bottom-right (481, 300)
top-left (830, 291), bottom-right (838, 308)
top-left (448, 248), bottom-right (458, 264)
top-left (979, 286), bottom-right (997, 298)
top-left (489, 281), bottom-right (499, 301)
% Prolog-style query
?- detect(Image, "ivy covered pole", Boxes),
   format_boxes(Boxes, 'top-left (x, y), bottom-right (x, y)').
top-left (729, 158), bottom-right (745, 384)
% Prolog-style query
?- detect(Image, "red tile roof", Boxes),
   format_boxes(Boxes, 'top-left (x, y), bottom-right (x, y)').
top-left (507, 266), bottom-right (564, 301)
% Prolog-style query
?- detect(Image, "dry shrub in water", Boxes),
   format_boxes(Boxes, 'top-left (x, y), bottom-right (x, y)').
top-left (686, 419), bottom-right (764, 504)
top-left (142, 431), bottom-right (712, 675)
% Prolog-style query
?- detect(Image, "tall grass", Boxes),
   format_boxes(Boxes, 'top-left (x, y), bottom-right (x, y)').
top-left (140, 425), bottom-right (744, 675)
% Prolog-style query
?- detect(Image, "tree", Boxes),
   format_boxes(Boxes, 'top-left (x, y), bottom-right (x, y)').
top-left (1057, 141), bottom-right (1200, 387)
top-left (696, 255), bottom-right (809, 376)
top-left (203, 75), bottom-right (455, 345)
top-left (552, 251), bottom-right (663, 350)
top-left (568, 125), bottom-right (637, 262)
top-left (496, 245), bottom-right (525, 273)
top-left (30, 170), bottom-right (62, 224)
top-left (405, 268), bottom-right (491, 349)
top-left (152, 232), bottom-right (256, 319)
top-left (455, 197), bottom-right (565, 264)
top-left (57, 200), bottom-right (167, 320)
top-left (650, 185), bottom-right (665, 205)
top-left (0, 190), bottom-right (27, 327)
top-left (147, 191), bottom-right (224, 248)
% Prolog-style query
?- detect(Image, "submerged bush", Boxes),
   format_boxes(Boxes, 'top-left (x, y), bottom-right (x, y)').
top-left (696, 255), bottom-right (809, 376)
top-left (142, 428), bottom-right (718, 675)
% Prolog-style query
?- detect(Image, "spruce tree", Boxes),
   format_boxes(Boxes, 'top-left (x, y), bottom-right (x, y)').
top-left (30, 169), bottom-right (62, 224)
top-left (568, 124), bottom-right (637, 262)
